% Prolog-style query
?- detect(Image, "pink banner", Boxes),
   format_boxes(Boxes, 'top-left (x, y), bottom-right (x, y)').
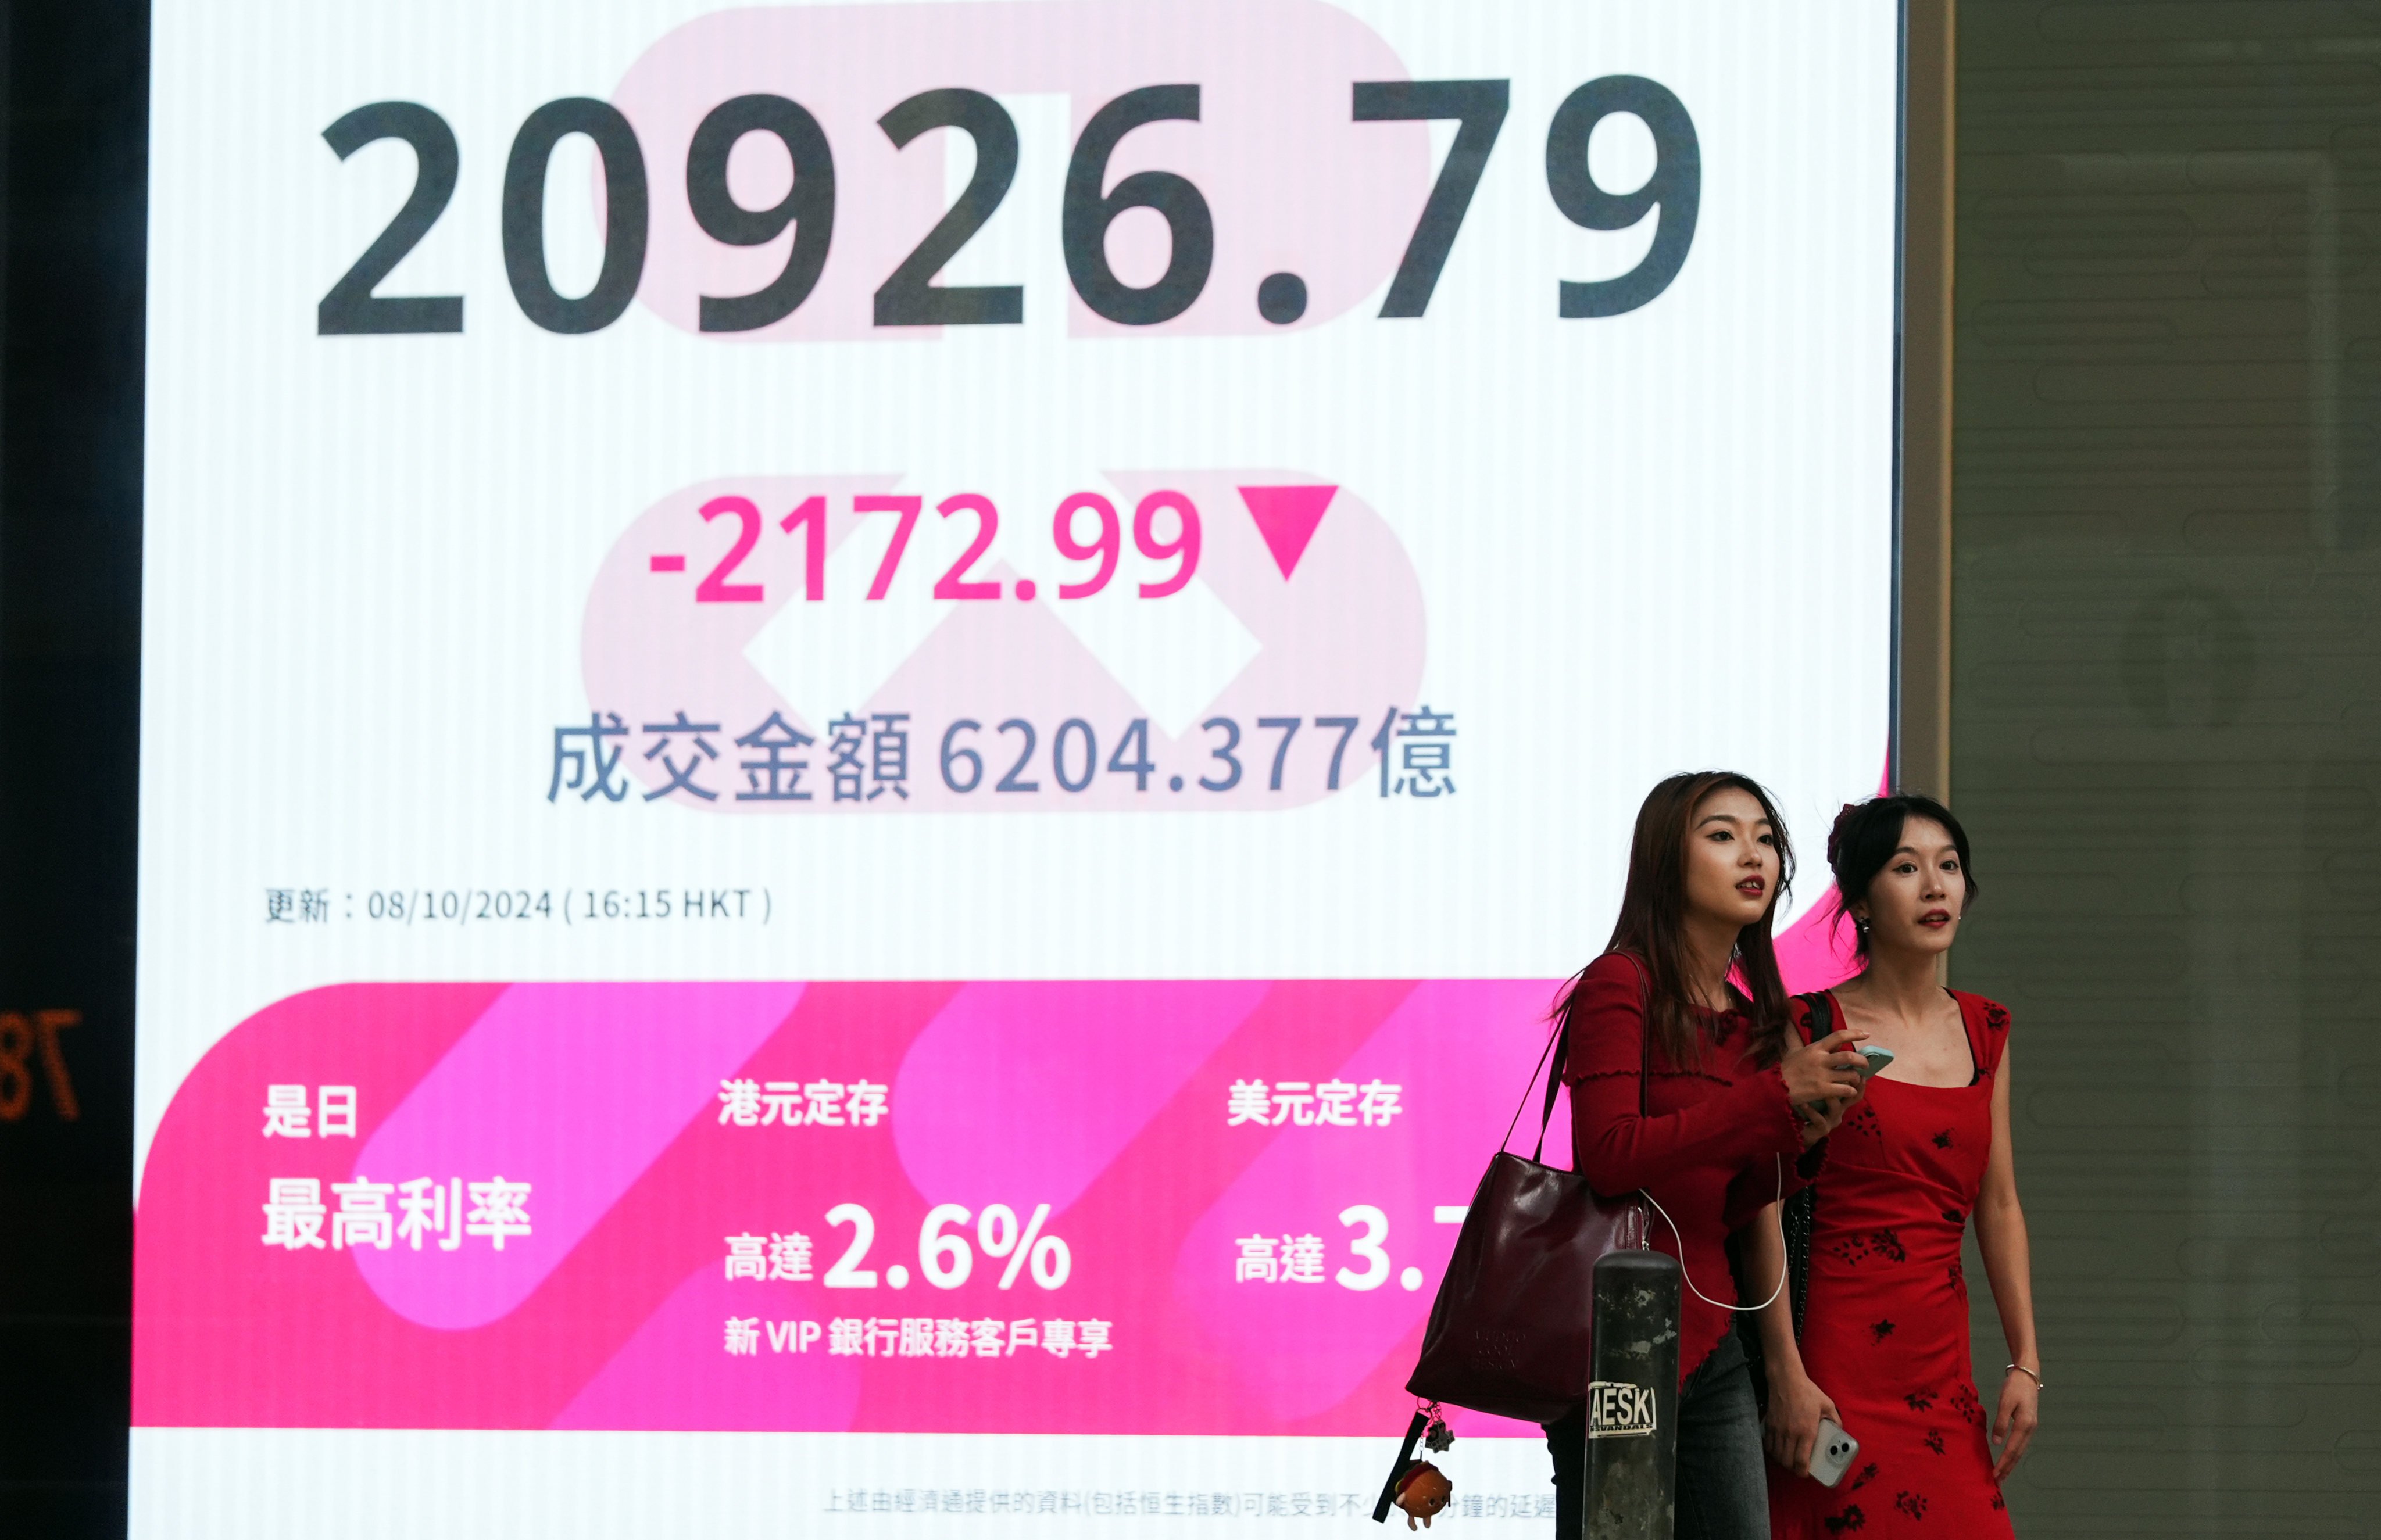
top-left (137, 978), bottom-right (1580, 1435)
top-left (135, 892), bottom-right (1865, 1436)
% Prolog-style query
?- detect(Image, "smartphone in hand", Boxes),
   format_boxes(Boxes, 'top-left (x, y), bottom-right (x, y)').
top-left (1804, 1045), bottom-right (1895, 1125)
top-left (1810, 1417), bottom-right (1860, 1487)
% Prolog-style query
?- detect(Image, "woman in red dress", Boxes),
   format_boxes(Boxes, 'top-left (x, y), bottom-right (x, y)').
top-left (1753, 794), bottom-right (2042, 1537)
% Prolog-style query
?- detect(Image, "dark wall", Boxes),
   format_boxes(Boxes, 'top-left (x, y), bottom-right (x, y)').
top-left (0, 1), bottom-right (147, 1534)
top-left (1953, 1), bottom-right (2381, 1533)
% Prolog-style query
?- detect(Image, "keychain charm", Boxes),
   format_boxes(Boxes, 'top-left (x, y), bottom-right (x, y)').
top-left (1373, 1403), bottom-right (1457, 1527)
top-left (1392, 1461), bottom-right (1453, 1529)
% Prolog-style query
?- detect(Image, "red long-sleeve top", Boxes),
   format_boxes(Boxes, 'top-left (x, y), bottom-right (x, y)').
top-left (1562, 952), bottom-right (1814, 1383)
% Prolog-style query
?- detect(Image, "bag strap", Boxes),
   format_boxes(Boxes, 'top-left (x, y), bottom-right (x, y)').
top-left (1500, 1024), bottom-right (1564, 1155)
top-left (1799, 989), bottom-right (1833, 1044)
top-left (1784, 989), bottom-right (1833, 1127)
top-left (1504, 955), bottom-right (1654, 1162)
top-left (1783, 989), bottom-right (1830, 1341)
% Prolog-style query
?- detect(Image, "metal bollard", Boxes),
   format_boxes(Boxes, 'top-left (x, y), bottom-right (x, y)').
top-left (1582, 1248), bottom-right (1681, 1540)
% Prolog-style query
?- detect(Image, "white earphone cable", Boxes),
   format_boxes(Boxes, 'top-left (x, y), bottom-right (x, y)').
top-left (1635, 1154), bottom-right (1787, 1313)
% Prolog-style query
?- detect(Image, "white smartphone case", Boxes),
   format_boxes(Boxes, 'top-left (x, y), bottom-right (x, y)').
top-left (1810, 1419), bottom-right (1860, 1487)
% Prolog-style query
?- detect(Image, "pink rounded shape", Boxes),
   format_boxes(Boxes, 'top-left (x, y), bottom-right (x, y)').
top-left (1014, 578), bottom-right (1038, 601)
top-left (608, 0), bottom-right (1428, 341)
top-left (583, 470), bottom-right (1425, 813)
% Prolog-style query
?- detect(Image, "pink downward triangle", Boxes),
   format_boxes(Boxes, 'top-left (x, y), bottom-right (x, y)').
top-left (1237, 484), bottom-right (1338, 580)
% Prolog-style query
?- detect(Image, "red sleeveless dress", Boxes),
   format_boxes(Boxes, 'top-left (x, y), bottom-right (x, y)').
top-left (1767, 989), bottom-right (2014, 1538)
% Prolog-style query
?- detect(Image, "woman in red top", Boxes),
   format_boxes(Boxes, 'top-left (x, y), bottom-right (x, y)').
top-left (1546, 772), bottom-right (1873, 1540)
top-left (1754, 794), bottom-right (2042, 1537)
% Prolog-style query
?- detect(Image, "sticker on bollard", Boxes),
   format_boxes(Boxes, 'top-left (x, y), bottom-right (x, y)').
top-left (1583, 1248), bottom-right (1681, 1540)
top-left (1586, 1380), bottom-right (1658, 1439)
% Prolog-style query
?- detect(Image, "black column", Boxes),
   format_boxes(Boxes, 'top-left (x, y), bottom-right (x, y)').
top-left (0, 1), bottom-right (149, 1535)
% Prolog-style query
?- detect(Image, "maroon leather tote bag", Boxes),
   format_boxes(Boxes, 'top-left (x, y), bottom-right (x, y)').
top-left (1404, 1011), bottom-right (1649, 1425)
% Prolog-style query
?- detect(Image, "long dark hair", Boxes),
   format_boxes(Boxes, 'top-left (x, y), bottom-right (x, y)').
top-left (1561, 771), bottom-right (1796, 1071)
top-left (1826, 793), bottom-right (1979, 964)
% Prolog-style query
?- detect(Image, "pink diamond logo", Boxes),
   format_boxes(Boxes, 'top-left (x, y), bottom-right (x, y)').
top-left (1237, 484), bottom-right (1336, 581)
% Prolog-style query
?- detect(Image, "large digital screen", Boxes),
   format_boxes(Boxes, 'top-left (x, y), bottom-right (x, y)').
top-left (132, 2), bottom-right (1900, 1532)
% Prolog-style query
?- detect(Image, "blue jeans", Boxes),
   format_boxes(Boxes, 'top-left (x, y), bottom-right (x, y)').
top-left (1543, 1330), bottom-right (1768, 1540)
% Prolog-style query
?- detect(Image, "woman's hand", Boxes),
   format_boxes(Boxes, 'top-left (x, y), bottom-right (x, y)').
top-left (1762, 1366), bottom-right (1841, 1475)
top-left (1990, 1367), bottom-right (2040, 1480)
top-left (1781, 1027), bottom-right (1869, 1142)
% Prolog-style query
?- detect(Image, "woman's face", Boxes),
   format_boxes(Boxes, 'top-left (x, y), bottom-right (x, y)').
top-left (1683, 786), bottom-right (1781, 931)
top-left (1851, 815), bottom-right (1965, 958)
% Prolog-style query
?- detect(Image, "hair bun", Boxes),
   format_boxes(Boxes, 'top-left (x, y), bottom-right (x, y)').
top-left (1825, 801), bottom-right (1862, 865)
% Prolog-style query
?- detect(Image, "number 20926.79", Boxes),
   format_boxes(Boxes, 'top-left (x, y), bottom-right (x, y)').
top-left (320, 77), bottom-right (1697, 336)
